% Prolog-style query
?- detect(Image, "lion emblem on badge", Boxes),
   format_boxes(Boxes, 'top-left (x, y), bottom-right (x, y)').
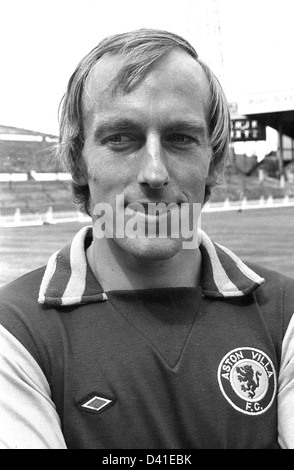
top-left (236, 364), bottom-right (262, 398)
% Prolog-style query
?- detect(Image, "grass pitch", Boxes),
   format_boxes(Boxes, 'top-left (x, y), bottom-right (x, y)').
top-left (0, 206), bottom-right (293, 288)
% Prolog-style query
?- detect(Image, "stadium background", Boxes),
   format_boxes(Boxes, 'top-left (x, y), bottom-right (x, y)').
top-left (0, 0), bottom-right (293, 287)
top-left (0, 122), bottom-right (293, 287)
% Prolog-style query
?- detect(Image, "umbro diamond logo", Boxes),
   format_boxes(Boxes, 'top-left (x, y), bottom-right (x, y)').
top-left (78, 393), bottom-right (116, 414)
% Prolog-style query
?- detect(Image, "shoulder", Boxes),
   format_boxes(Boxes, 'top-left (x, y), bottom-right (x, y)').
top-left (0, 266), bottom-right (51, 334)
top-left (0, 267), bottom-right (63, 378)
top-left (247, 262), bottom-right (294, 343)
top-left (0, 266), bottom-right (48, 335)
top-left (0, 266), bottom-right (46, 303)
top-left (247, 262), bottom-right (294, 309)
top-left (247, 262), bottom-right (294, 287)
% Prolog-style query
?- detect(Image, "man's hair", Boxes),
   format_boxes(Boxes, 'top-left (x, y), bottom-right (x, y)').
top-left (57, 28), bottom-right (231, 215)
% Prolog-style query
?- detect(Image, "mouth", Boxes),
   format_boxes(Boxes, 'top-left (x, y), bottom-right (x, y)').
top-left (125, 202), bottom-right (180, 218)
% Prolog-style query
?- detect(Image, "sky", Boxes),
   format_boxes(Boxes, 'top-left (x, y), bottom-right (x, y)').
top-left (0, 0), bottom-right (293, 137)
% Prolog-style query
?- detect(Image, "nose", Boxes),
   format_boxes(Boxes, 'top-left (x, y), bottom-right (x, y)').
top-left (137, 134), bottom-right (170, 189)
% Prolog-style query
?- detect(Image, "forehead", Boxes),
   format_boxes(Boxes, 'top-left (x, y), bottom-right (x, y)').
top-left (82, 49), bottom-right (211, 122)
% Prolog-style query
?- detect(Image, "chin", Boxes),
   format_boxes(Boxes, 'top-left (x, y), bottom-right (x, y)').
top-left (115, 236), bottom-right (183, 261)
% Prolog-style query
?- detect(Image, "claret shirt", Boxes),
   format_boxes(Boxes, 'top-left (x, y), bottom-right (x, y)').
top-left (0, 227), bottom-right (293, 449)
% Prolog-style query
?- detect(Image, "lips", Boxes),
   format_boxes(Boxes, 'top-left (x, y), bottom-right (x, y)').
top-left (125, 202), bottom-right (180, 217)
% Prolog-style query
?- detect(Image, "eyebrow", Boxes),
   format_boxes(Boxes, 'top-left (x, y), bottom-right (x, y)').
top-left (93, 119), bottom-right (141, 140)
top-left (93, 117), bottom-right (208, 140)
top-left (164, 120), bottom-right (208, 134)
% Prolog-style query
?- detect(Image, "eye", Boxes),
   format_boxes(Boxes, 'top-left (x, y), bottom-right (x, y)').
top-left (101, 133), bottom-right (139, 152)
top-left (105, 134), bottom-right (135, 144)
top-left (167, 134), bottom-right (197, 145)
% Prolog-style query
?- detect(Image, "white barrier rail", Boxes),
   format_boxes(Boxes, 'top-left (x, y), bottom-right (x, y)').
top-left (203, 195), bottom-right (294, 212)
top-left (0, 196), bottom-right (294, 227)
top-left (0, 172), bottom-right (71, 182)
top-left (0, 173), bottom-right (28, 182)
top-left (0, 207), bottom-right (90, 227)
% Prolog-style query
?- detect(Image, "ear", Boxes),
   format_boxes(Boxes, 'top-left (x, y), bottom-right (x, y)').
top-left (203, 184), bottom-right (211, 205)
top-left (72, 170), bottom-right (88, 186)
top-left (72, 159), bottom-right (88, 186)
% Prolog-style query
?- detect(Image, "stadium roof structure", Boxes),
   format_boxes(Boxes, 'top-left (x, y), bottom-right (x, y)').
top-left (244, 110), bottom-right (294, 140)
top-left (0, 125), bottom-right (60, 173)
top-left (230, 89), bottom-right (294, 140)
top-left (0, 125), bottom-right (57, 139)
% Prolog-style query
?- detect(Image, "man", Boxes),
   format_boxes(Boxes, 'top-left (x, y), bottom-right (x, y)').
top-left (0, 29), bottom-right (293, 449)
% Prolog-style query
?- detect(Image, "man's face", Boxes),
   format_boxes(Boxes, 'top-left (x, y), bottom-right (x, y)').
top-left (80, 48), bottom-right (212, 260)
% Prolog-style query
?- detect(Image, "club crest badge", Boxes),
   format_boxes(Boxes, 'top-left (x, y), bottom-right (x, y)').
top-left (217, 347), bottom-right (277, 415)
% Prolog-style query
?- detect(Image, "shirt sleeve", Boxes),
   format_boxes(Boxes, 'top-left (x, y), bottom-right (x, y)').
top-left (0, 324), bottom-right (67, 449)
top-left (278, 312), bottom-right (294, 449)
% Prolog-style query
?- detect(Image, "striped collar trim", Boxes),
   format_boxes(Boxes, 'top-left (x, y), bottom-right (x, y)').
top-left (38, 226), bottom-right (264, 306)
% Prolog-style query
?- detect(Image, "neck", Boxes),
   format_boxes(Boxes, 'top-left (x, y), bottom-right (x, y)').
top-left (86, 238), bottom-right (202, 291)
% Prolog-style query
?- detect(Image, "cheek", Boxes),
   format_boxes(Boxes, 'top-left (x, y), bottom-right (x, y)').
top-left (178, 155), bottom-right (211, 202)
top-left (178, 153), bottom-right (211, 184)
top-left (86, 161), bottom-right (134, 205)
top-left (192, 150), bottom-right (212, 190)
